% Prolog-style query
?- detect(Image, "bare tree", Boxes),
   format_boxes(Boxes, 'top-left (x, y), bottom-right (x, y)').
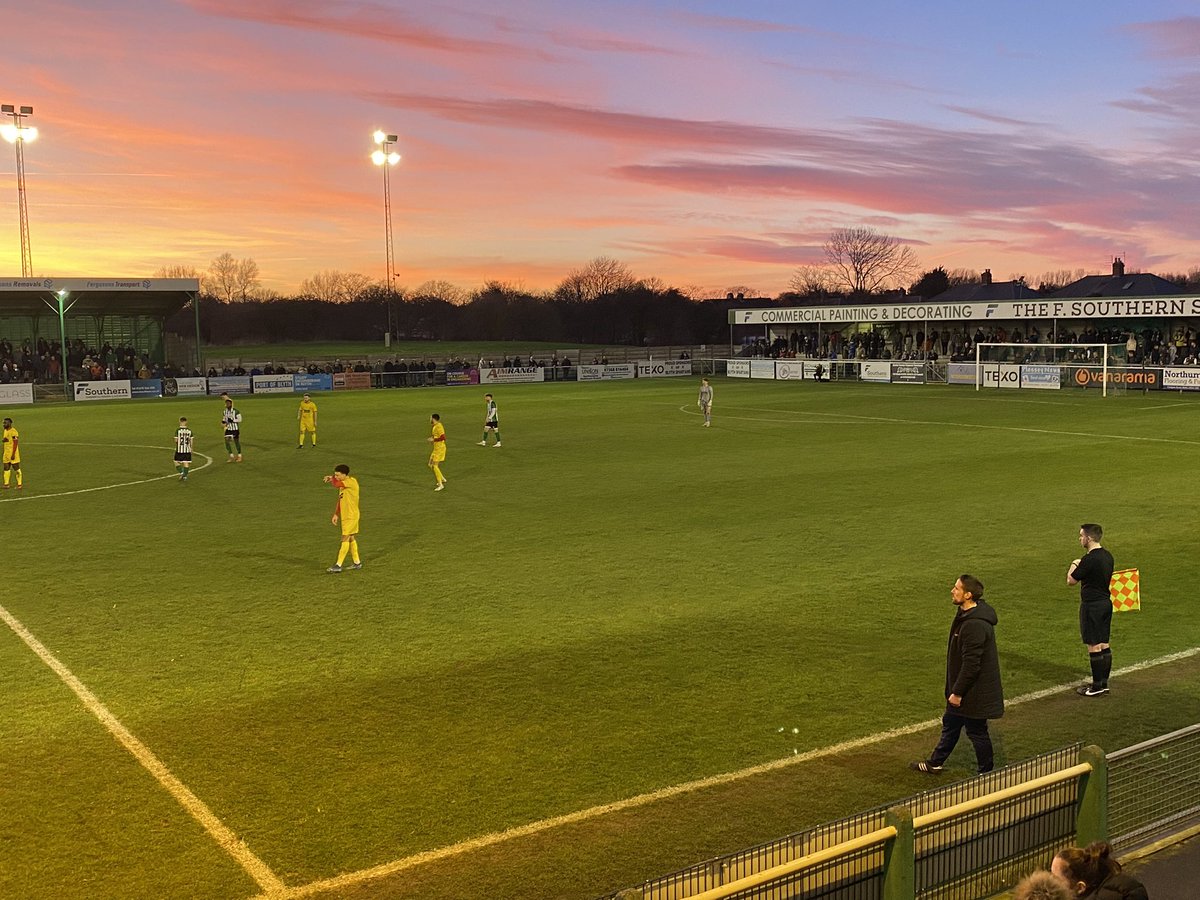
top-left (555, 256), bottom-right (636, 302)
top-left (207, 253), bottom-right (239, 303)
top-left (300, 270), bottom-right (376, 303)
top-left (823, 227), bottom-right (919, 294)
top-left (154, 264), bottom-right (207, 293)
top-left (788, 266), bottom-right (835, 296)
top-left (946, 268), bottom-right (982, 286)
top-left (235, 257), bottom-right (261, 302)
top-left (412, 279), bottom-right (468, 305)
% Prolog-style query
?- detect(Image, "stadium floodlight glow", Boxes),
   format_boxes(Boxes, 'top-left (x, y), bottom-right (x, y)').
top-left (2, 102), bottom-right (35, 276)
top-left (370, 130), bottom-right (402, 345)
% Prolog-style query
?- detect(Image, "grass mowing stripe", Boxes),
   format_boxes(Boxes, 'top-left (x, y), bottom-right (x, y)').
top-left (274, 646), bottom-right (1200, 900)
top-left (0, 602), bottom-right (286, 897)
top-left (0, 443), bottom-right (214, 503)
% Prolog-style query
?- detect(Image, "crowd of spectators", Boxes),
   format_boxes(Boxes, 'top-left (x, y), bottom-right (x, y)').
top-left (744, 323), bottom-right (1200, 367)
top-left (0, 337), bottom-right (197, 384)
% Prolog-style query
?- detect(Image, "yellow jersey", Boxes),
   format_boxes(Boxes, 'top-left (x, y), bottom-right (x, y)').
top-left (299, 399), bottom-right (318, 420)
top-left (430, 421), bottom-right (446, 460)
top-left (333, 475), bottom-right (360, 530)
top-left (2, 426), bottom-right (18, 464)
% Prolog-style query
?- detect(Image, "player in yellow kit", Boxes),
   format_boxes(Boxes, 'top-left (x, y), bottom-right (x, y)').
top-left (323, 464), bottom-right (361, 573)
top-left (1, 417), bottom-right (21, 489)
top-left (297, 393), bottom-right (318, 448)
top-left (427, 413), bottom-right (447, 491)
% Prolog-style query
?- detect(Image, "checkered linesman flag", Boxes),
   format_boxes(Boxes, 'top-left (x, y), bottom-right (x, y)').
top-left (1111, 568), bottom-right (1140, 612)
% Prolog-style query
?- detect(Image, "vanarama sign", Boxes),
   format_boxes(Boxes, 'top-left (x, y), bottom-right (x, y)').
top-left (1069, 368), bottom-right (1161, 389)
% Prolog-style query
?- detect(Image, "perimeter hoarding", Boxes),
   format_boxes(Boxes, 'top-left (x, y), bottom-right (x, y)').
top-left (1162, 368), bottom-right (1200, 391)
top-left (0, 383), bottom-right (34, 404)
top-left (1069, 367), bottom-right (1162, 390)
top-left (636, 360), bottom-right (692, 378)
top-left (481, 366), bottom-right (545, 385)
top-left (74, 380), bottom-right (132, 401)
top-left (293, 373), bottom-right (333, 392)
top-left (164, 377), bottom-right (207, 397)
top-left (208, 376), bottom-right (252, 395)
top-left (727, 360), bottom-right (751, 378)
top-left (445, 369), bottom-right (481, 386)
top-left (1020, 365), bottom-right (1062, 390)
top-left (578, 364), bottom-right (635, 382)
top-left (333, 372), bottom-right (372, 391)
top-left (252, 374), bottom-right (295, 394)
top-left (890, 363), bottom-right (927, 384)
top-left (860, 361), bottom-right (890, 383)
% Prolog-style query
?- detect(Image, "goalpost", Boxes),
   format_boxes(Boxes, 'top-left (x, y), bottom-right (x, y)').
top-left (974, 343), bottom-right (1127, 397)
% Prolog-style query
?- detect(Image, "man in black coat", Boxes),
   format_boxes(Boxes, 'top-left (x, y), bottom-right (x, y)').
top-left (911, 574), bottom-right (1004, 775)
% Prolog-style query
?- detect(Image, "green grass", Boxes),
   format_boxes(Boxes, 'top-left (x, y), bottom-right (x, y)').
top-left (202, 340), bottom-right (611, 362)
top-left (3, 379), bottom-right (1200, 899)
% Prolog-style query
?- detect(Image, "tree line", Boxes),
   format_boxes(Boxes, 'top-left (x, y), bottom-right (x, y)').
top-left (161, 229), bottom-right (1200, 347)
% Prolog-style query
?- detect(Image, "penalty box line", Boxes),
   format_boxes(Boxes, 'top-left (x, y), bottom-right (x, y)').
top-left (0, 603), bottom-right (285, 898)
top-left (274, 645), bottom-right (1200, 899)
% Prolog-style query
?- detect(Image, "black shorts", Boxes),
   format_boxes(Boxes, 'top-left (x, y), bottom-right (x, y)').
top-left (224, 430), bottom-right (239, 439)
top-left (485, 420), bottom-right (498, 429)
top-left (1079, 601), bottom-right (1112, 645)
top-left (174, 452), bottom-right (192, 462)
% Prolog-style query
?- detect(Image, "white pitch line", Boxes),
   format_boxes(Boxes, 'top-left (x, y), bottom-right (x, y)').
top-left (273, 646), bottom-right (1200, 900)
top-left (0, 604), bottom-right (285, 897)
top-left (721, 406), bottom-right (1200, 446)
top-left (0, 443), bottom-right (214, 503)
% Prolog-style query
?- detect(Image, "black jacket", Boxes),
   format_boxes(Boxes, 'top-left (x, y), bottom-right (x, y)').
top-left (945, 601), bottom-right (1004, 719)
top-left (1086, 872), bottom-right (1148, 900)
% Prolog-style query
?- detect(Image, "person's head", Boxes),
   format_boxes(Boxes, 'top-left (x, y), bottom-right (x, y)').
top-left (224, 398), bottom-right (233, 408)
top-left (2, 418), bottom-right (11, 429)
top-left (702, 378), bottom-right (709, 385)
top-left (1013, 870), bottom-right (1073, 900)
top-left (303, 393), bottom-right (310, 400)
top-left (952, 574), bottom-right (983, 607)
top-left (1051, 842), bottom-right (1122, 896)
top-left (334, 464), bottom-right (350, 477)
top-left (1079, 524), bottom-right (1103, 549)
top-left (179, 417), bottom-right (188, 425)
top-left (431, 413), bottom-right (440, 422)
top-left (484, 393), bottom-right (492, 401)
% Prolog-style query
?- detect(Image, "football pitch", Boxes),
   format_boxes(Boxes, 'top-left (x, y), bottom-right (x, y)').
top-left (3, 377), bottom-right (1200, 899)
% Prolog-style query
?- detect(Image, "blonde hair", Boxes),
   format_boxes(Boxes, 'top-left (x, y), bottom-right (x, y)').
top-left (1013, 870), bottom-right (1072, 900)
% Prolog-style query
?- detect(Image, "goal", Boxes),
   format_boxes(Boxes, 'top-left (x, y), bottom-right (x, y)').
top-left (974, 343), bottom-right (1127, 396)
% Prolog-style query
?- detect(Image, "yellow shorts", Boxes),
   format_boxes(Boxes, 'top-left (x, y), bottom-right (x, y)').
top-left (429, 448), bottom-right (446, 464)
top-left (3, 453), bottom-right (18, 465)
top-left (341, 517), bottom-right (359, 537)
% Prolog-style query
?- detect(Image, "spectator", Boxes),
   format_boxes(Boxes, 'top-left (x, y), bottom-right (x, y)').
top-left (1051, 841), bottom-right (1148, 899)
top-left (1013, 871), bottom-right (1072, 900)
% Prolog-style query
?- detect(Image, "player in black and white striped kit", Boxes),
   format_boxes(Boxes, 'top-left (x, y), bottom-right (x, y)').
top-left (174, 417), bottom-right (193, 482)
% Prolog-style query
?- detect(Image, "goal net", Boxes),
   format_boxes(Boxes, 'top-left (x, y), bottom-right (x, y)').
top-left (974, 343), bottom-right (1128, 396)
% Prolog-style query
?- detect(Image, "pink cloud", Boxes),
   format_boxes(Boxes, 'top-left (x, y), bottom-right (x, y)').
top-left (186, 0), bottom-right (555, 61)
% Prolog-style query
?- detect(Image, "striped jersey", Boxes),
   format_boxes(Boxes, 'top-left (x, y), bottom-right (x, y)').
top-left (485, 399), bottom-right (498, 422)
top-left (175, 426), bottom-right (194, 454)
top-left (222, 407), bottom-right (242, 433)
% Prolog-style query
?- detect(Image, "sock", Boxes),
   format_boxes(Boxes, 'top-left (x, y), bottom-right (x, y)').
top-left (14, 469), bottom-right (21, 486)
top-left (1089, 651), bottom-right (1105, 687)
top-left (1098, 648), bottom-right (1112, 686)
top-left (482, 431), bottom-right (488, 442)
top-left (350, 539), bottom-right (360, 564)
top-left (176, 465), bottom-right (183, 475)
top-left (336, 543), bottom-right (350, 565)
top-left (494, 430), bottom-right (501, 442)
top-left (311, 432), bottom-right (316, 446)
top-left (226, 439), bottom-right (233, 456)
top-left (2, 470), bottom-right (8, 486)
top-left (299, 432), bottom-right (304, 446)
top-left (234, 438), bottom-right (242, 454)
top-left (433, 464), bottom-right (444, 484)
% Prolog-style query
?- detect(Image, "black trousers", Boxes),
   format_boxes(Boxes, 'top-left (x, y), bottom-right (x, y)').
top-left (930, 708), bottom-right (993, 773)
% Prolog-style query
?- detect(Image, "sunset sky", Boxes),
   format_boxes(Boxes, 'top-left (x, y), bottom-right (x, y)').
top-left (3, 1), bottom-right (1200, 297)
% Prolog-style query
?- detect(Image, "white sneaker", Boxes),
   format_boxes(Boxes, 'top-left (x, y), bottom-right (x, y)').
top-left (493, 442), bottom-right (501, 447)
top-left (434, 483), bottom-right (445, 491)
top-left (476, 440), bottom-right (487, 446)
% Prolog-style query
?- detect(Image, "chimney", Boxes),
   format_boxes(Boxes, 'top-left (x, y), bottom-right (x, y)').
top-left (1112, 257), bottom-right (1125, 277)
top-left (981, 269), bottom-right (992, 285)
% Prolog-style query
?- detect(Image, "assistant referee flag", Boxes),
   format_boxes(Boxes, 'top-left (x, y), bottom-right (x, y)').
top-left (1111, 568), bottom-right (1140, 612)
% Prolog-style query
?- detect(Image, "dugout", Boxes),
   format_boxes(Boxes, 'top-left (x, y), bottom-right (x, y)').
top-left (0, 277), bottom-right (200, 373)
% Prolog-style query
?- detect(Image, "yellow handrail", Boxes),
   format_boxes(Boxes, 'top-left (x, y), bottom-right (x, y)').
top-left (683, 825), bottom-right (899, 900)
top-left (913, 762), bottom-right (1092, 829)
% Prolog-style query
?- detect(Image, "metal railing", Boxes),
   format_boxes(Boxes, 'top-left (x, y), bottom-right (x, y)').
top-left (602, 746), bottom-right (1086, 900)
top-left (1109, 723), bottom-right (1200, 849)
